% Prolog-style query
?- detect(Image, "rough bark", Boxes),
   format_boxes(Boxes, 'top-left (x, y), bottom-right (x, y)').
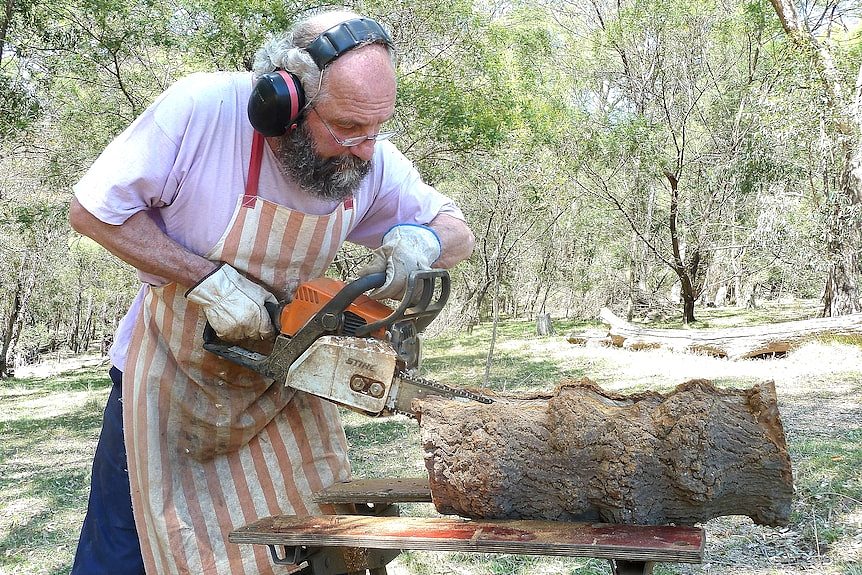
top-left (418, 379), bottom-right (793, 527)
top-left (587, 307), bottom-right (862, 359)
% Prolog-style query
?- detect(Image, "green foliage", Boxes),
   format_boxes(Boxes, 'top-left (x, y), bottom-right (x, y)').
top-left (399, 58), bottom-right (513, 152)
top-left (0, 73), bottom-right (40, 139)
top-left (175, 0), bottom-right (304, 70)
top-left (397, 6), bottom-right (568, 180)
top-left (1, 0), bottom-right (861, 372)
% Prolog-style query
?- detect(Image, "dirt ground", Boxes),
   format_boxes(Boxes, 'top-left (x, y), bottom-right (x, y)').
top-left (2, 333), bottom-right (860, 575)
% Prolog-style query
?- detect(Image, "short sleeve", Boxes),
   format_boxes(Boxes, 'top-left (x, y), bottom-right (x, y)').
top-left (72, 75), bottom-right (203, 225)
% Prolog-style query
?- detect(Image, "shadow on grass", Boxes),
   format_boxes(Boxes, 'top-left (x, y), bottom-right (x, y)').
top-left (343, 415), bottom-right (415, 443)
top-left (0, 401), bottom-right (105, 448)
top-left (399, 550), bottom-right (616, 575)
top-left (3, 366), bottom-right (111, 394)
top-left (791, 428), bottom-right (862, 506)
top-left (0, 436), bottom-right (93, 575)
top-left (782, 403), bottom-right (862, 555)
top-left (342, 414), bottom-right (423, 478)
top-left (0, 373), bottom-right (106, 574)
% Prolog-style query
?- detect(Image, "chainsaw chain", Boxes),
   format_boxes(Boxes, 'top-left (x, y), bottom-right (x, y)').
top-left (393, 371), bottom-right (494, 417)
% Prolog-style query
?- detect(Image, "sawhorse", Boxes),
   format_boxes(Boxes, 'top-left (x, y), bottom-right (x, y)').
top-left (229, 478), bottom-right (704, 575)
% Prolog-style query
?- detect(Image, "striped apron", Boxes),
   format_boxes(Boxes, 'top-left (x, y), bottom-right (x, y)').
top-left (123, 132), bottom-right (354, 574)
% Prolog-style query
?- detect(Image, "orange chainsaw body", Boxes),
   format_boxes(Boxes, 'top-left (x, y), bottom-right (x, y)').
top-left (278, 277), bottom-right (392, 340)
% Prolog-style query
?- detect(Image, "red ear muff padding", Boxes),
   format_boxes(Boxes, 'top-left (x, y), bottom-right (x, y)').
top-left (247, 70), bottom-right (307, 137)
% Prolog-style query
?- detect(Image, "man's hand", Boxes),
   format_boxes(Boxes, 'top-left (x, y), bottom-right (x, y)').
top-left (186, 263), bottom-right (277, 340)
top-left (359, 224), bottom-right (441, 300)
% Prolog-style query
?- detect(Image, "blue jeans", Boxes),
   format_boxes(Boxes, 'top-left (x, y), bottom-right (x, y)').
top-left (71, 367), bottom-right (145, 575)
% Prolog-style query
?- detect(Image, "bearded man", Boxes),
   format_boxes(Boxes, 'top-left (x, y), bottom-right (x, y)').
top-left (68, 9), bottom-right (474, 575)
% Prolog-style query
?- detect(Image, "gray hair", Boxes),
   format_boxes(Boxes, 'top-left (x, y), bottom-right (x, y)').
top-left (252, 10), bottom-right (394, 106)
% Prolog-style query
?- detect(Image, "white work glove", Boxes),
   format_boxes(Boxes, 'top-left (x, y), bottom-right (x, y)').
top-left (359, 224), bottom-right (442, 300)
top-left (186, 263), bottom-right (277, 340)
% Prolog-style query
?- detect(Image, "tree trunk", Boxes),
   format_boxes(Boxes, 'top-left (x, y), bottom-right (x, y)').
top-left (666, 172), bottom-right (699, 324)
top-left (591, 307), bottom-right (862, 359)
top-left (769, 0), bottom-right (861, 316)
top-left (483, 271), bottom-right (501, 388)
top-left (418, 379), bottom-right (793, 527)
top-left (0, 255), bottom-right (34, 377)
top-left (822, 216), bottom-right (861, 316)
top-left (536, 313), bottom-right (555, 336)
top-left (0, 288), bottom-right (21, 377)
top-left (681, 290), bottom-right (696, 324)
top-left (0, 0), bottom-right (13, 66)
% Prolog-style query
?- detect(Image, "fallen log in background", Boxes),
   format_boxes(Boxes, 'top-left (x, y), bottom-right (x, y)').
top-left (582, 308), bottom-right (862, 359)
top-left (418, 379), bottom-right (793, 527)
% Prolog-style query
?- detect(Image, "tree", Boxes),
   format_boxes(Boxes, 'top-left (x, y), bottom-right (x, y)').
top-left (553, 0), bottom-right (805, 323)
top-left (767, 0), bottom-right (862, 316)
top-left (0, 191), bottom-right (68, 376)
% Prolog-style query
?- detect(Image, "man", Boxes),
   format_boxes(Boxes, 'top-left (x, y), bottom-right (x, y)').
top-left (68, 9), bottom-right (474, 575)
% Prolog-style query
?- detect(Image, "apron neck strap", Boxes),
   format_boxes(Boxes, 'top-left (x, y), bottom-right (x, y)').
top-left (245, 130), bottom-right (265, 198)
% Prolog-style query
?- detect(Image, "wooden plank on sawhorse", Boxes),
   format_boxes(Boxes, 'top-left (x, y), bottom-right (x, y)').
top-left (312, 477), bottom-right (431, 505)
top-left (230, 514), bottom-right (705, 575)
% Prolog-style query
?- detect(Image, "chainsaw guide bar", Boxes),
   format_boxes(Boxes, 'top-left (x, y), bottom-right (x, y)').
top-left (389, 371), bottom-right (494, 418)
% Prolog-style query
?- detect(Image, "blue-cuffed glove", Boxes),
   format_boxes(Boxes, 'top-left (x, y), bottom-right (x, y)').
top-left (359, 224), bottom-right (441, 300)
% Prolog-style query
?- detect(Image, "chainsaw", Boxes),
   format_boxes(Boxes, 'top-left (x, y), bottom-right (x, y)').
top-left (202, 269), bottom-right (492, 418)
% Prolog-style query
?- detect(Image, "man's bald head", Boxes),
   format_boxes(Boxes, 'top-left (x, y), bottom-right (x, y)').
top-left (253, 11), bottom-right (395, 105)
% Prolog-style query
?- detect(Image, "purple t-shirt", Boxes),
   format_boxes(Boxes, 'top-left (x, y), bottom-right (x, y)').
top-left (74, 71), bottom-right (464, 370)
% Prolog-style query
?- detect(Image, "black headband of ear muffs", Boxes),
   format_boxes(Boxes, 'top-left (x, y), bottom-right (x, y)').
top-left (304, 17), bottom-right (394, 69)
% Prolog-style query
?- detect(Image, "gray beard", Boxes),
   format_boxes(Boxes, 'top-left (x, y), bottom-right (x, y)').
top-left (276, 122), bottom-right (371, 201)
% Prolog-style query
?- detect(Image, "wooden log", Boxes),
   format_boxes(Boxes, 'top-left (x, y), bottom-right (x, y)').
top-left (566, 328), bottom-right (611, 346)
top-left (418, 379), bottom-right (793, 527)
top-left (597, 307), bottom-right (862, 359)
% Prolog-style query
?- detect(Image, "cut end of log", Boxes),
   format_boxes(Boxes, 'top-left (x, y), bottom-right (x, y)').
top-left (418, 378), bottom-right (794, 527)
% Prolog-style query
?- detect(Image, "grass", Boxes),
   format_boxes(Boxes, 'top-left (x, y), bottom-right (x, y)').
top-left (0, 365), bottom-right (111, 575)
top-left (1, 300), bottom-right (861, 574)
top-left (422, 317), bottom-right (603, 393)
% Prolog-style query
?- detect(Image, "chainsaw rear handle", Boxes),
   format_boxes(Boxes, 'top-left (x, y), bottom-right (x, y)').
top-left (201, 272), bottom-right (386, 345)
top-left (201, 273), bottom-right (387, 372)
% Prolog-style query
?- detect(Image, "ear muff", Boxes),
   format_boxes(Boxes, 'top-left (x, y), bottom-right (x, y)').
top-left (247, 70), bottom-right (306, 137)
